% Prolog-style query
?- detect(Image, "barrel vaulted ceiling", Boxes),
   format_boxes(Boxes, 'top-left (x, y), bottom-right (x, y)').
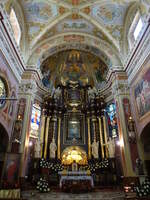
top-left (4, 0), bottom-right (150, 72)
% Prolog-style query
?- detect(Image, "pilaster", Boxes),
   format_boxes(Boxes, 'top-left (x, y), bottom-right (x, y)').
top-left (112, 73), bottom-right (135, 177)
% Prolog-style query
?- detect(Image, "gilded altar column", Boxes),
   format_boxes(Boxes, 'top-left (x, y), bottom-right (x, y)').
top-left (50, 111), bottom-right (58, 158)
top-left (40, 114), bottom-right (46, 157)
top-left (98, 117), bottom-right (104, 159)
top-left (44, 116), bottom-right (50, 158)
top-left (102, 114), bottom-right (109, 158)
top-left (92, 115), bottom-right (97, 141)
top-left (57, 115), bottom-right (61, 159)
top-left (112, 74), bottom-right (135, 177)
top-left (87, 112), bottom-right (91, 159)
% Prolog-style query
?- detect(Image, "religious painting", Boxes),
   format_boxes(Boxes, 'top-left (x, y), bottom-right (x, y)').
top-left (63, 113), bottom-right (85, 145)
top-left (68, 118), bottom-right (80, 139)
top-left (134, 68), bottom-right (150, 118)
top-left (3, 153), bottom-right (20, 184)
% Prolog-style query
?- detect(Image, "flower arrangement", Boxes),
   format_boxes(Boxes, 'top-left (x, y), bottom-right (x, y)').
top-left (40, 158), bottom-right (64, 172)
top-left (135, 177), bottom-right (150, 198)
top-left (88, 158), bottom-right (109, 172)
top-left (36, 178), bottom-right (50, 193)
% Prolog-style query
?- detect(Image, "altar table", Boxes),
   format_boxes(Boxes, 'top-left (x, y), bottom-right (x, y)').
top-left (59, 171), bottom-right (94, 189)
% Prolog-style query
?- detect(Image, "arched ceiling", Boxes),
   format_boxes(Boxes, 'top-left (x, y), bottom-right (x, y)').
top-left (4, 0), bottom-right (150, 89)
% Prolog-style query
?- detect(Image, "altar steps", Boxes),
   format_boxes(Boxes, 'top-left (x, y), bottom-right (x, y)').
top-left (21, 190), bottom-right (125, 200)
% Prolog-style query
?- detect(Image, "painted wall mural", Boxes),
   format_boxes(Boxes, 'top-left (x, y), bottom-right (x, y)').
top-left (134, 68), bottom-right (150, 118)
top-left (40, 50), bottom-right (108, 88)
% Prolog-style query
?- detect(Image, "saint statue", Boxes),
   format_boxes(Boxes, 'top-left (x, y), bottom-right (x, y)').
top-left (49, 137), bottom-right (57, 159)
top-left (107, 137), bottom-right (115, 158)
top-left (88, 87), bottom-right (97, 101)
top-left (91, 140), bottom-right (99, 159)
top-left (34, 139), bottom-right (41, 158)
top-left (54, 87), bottom-right (61, 100)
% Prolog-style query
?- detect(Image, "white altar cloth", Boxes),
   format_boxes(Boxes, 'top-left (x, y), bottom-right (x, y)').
top-left (59, 171), bottom-right (94, 188)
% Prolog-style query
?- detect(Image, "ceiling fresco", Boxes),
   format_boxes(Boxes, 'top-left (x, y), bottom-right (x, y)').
top-left (41, 50), bottom-right (108, 88)
top-left (21, 0), bottom-right (60, 42)
top-left (4, 0), bottom-right (149, 89)
top-left (38, 15), bottom-right (109, 44)
top-left (90, 3), bottom-right (128, 41)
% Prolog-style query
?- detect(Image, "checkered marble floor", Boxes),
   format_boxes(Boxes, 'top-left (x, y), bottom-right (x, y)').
top-left (21, 190), bottom-right (125, 200)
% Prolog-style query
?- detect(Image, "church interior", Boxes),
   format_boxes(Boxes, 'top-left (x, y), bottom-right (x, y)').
top-left (0, 0), bottom-right (150, 199)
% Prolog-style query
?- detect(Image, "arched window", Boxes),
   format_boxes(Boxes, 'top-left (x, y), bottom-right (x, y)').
top-left (128, 11), bottom-right (143, 50)
top-left (9, 8), bottom-right (21, 45)
top-left (0, 77), bottom-right (7, 108)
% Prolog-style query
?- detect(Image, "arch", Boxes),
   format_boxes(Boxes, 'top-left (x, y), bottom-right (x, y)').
top-left (140, 122), bottom-right (150, 154)
top-left (27, 33), bottom-right (122, 69)
top-left (0, 123), bottom-right (9, 178)
top-left (140, 122), bottom-right (150, 175)
top-left (0, 123), bottom-right (9, 153)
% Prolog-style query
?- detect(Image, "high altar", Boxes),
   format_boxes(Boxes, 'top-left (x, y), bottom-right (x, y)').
top-left (38, 51), bottom-right (117, 189)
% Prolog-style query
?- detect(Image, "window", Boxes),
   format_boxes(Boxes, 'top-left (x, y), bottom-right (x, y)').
top-left (0, 77), bottom-right (7, 108)
top-left (106, 103), bottom-right (118, 138)
top-left (9, 8), bottom-right (21, 45)
top-left (128, 12), bottom-right (143, 50)
top-left (134, 18), bottom-right (143, 40)
top-left (30, 104), bottom-right (41, 138)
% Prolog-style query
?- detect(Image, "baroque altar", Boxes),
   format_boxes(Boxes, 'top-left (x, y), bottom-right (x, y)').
top-left (36, 51), bottom-right (118, 188)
